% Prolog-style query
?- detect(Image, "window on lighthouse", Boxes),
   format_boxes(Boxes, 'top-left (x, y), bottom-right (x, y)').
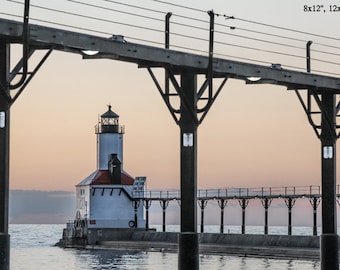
top-left (102, 117), bottom-right (117, 126)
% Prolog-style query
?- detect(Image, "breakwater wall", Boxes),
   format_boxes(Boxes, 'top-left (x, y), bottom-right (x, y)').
top-left (85, 229), bottom-right (328, 259)
top-left (90, 229), bottom-right (319, 248)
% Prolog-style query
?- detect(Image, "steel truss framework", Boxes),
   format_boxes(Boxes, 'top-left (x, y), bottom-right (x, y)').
top-left (0, 10), bottom-right (340, 270)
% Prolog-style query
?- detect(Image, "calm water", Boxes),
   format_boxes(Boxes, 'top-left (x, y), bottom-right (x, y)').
top-left (9, 224), bottom-right (322, 270)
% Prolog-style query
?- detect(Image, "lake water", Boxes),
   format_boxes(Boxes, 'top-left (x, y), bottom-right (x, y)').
top-left (9, 224), bottom-right (323, 270)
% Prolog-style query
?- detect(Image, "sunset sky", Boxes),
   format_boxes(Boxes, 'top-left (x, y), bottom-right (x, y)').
top-left (2, 0), bottom-right (340, 192)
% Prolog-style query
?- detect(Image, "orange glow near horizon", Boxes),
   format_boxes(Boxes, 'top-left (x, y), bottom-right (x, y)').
top-left (9, 55), bottom-right (322, 192)
top-left (5, 0), bottom-right (338, 192)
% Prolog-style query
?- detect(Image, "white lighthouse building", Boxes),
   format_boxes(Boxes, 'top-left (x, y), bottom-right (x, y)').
top-left (71, 106), bottom-right (146, 243)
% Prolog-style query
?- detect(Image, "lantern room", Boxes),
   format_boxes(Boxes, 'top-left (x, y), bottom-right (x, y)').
top-left (96, 105), bottom-right (124, 134)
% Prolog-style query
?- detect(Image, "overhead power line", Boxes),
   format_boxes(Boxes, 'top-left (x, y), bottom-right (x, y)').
top-left (2, 0), bottom-right (340, 76)
top-left (235, 17), bottom-right (340, 42)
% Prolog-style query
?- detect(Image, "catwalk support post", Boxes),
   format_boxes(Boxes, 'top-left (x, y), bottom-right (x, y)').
top-left (261, 198), bottom-right (272, 235)
top-left (178, 70), bottom-right (199, 270)
top-left (0, 41), bottom-right (10, 270)
top-left (320, 92), bottom-right (338, 270)
top-left (284, 197), bottom-right (296, 236)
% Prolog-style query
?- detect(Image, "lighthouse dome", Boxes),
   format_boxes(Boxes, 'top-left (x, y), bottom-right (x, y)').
top-left (101, 105), bottom-right (119, 119)
top-left (96, 105), bottom-right (124, 134)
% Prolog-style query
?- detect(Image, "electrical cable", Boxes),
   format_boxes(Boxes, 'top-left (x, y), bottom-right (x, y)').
top-left (63, 0), bottom-right (340, 60)
top-left (8, 0), bottom-right (165, 34)
top-left (66, 0), bottom-right (166, 23)
top-left (29, 1), bottom-right (340, 58)
top-left (234, 16), bottom-right (340, 42)
top-left (149, 0), bottom-right (340, 50)
top-left (100, 0), bottom-right (167, 16)
top-left (3, 0), bottom-right (340, 76)
top-left (150, 0), bottom-right (205, 13)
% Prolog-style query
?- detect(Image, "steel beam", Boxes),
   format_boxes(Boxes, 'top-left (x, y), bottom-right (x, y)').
top-left (179, 71), bottom-right (198, 233)
top-left (0, 41), bottom-right (10, 270)
top-left (320, 92), bottom-right (339, 270)
top-left (178, 70), bottom-right (198, 270)
top-left (1, 19), bottom-right (340, 91)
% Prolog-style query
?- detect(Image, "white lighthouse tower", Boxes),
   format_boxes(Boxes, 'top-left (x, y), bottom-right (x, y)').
top-left (72, 106), bottom-right (146, 244)
top-left (96, 105), bottom-right (124, 172)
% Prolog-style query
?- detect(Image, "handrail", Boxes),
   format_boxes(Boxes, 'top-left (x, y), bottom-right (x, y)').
top-left (132, 185), bottom-right (324, 200)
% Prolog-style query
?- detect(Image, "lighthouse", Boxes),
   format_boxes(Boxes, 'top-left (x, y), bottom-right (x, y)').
top-left (70, 106), bottom-right (146, 244)
top-left (96, 105), bottom-right (124, 173)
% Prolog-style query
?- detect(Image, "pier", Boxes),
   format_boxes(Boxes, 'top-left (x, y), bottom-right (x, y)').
top-left (129, 185), bottom-right (325, 235)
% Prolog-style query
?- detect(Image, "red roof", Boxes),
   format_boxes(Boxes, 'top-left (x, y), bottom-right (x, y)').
top-left (78, 170), bottom-right (134, 186)
top-left (121, 171), bottom-right (135, 185)
top-left (91, 170), bottom-right (111, 185)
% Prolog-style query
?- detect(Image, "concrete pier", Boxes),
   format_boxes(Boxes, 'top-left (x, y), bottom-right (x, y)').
top-left (57, 229), bottom-right (331, 260)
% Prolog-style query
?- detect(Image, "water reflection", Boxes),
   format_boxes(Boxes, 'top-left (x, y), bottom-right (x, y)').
top-left (262, 258), bottom-right (271, 269)
top-left (199, 254), bottom-right (320, 270)
top-left (9, 224), bottom-right (323, 270)
top-left (74, 249), bottom-right (148, 269)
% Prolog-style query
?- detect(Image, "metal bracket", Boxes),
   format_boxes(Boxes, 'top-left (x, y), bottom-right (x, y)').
top-left (284, 197), bottom-right (297, 208)
top-left (143, 199), bottom-right (152, 209)
top-left (295, 89), bottom-right (340, 138)
top-left (9, 0), bottom-right (30, 90)
top-left (238, 198), bottom-right (250, 209)
top-left (146, 10), bottom-right (228, 127)
top-left (260, 197), bottom-right (273, 209)
top-left (217, 198), bottom-right (228, 209)
top-left (198, 199), bottom-right (208, 209)
top-left (11, 48), bottom-right (53, 105)
top-left (147, 67), bottom-right (228, 126)
top-left (309, 197), bottom-right (321, 208)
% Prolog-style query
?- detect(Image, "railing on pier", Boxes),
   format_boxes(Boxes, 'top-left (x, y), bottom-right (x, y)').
top-left (132, 185), bottom-right (322, 200)
top-left (197, 185), bottom-right (321, 199)
top-left (131, 185), bottom-right (329, 236)
top-left (134, 190), bottom-right (180, 200)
